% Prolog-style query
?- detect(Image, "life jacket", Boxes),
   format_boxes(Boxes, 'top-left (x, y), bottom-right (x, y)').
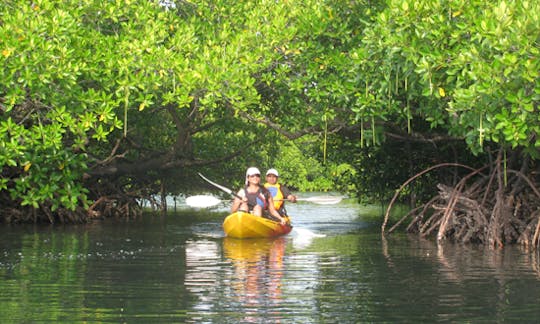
top-left (243, 186), bottom-right (269, 210)
top-left (264, 183), bottom-right (284, 210)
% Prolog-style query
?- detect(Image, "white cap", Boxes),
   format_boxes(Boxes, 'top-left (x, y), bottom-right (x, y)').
top-left (246, 167), bottom-right (261, 177)
top-left (266, 168), bottom-right (279, 177)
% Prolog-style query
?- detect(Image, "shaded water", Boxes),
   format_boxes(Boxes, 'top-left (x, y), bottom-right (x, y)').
top-left (2, 197), bottom-right (540, 322)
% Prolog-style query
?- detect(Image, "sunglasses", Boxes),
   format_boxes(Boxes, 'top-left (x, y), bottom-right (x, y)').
top-left (249, 174), bottom-right (260, 178)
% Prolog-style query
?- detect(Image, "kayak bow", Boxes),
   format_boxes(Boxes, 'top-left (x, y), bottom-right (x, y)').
top-left (223, 211), bottom-right (292, 239)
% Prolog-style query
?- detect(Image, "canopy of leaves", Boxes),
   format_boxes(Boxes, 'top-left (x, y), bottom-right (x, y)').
top-left (0, 0), bottom-right (538, 222)
top-left (1, 0), bottom-right (348, 219)
top-left (354, 0), bottom-right (539, 155)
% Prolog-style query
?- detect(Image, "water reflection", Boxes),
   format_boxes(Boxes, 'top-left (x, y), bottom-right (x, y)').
top-left (4, 205), bottom-right (540, 322)
top-left (185, 239), bottom-right (221, 312)
top-left (223, 237), bottom-right (286, 322)
top-left (384, 235), bottom-right (540, 282)
top-left (183, 237), bottom-right (289, 322)
top-left (380, 233), bottom-right (540, 322)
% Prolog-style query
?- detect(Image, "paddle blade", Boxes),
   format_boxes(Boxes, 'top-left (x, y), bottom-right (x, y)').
top-left (299, 196), bottom-right (342, 205)
top-left (185, 195), bottom-right (222, 208)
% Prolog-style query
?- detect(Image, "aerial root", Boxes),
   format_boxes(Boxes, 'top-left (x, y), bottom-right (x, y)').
top-left (384, 151), bottom-right (540, 249)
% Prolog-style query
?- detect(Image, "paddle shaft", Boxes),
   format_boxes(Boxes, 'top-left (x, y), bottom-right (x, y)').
top-left (274, 196), bottom-right (342, 204)
top-left (195, 174), bottom-right (341, 207)
top-left (197, 173), bottom-right (283, 211)
top-left (186, 194), bottom-right (341, 208)
top-left (198, 173), bottom-right (242, 200)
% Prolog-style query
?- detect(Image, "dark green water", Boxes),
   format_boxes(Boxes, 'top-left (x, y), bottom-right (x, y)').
top-left (1, 198), bottom-right (540, 323)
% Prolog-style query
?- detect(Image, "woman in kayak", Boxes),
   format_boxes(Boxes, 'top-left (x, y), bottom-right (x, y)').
top-left (231, 167), bottom-right (287, 225)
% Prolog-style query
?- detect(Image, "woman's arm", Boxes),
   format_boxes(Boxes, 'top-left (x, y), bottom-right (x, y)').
top-left (267, 196), bottom-right (286, 224)
top-left (281, 185), bottom-right (297, 203)
top-left (231, 189), bottom-right (246, 212)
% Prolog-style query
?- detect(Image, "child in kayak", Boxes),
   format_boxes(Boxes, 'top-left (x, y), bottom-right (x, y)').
top-left (264, 168), bottom-right (297, 216)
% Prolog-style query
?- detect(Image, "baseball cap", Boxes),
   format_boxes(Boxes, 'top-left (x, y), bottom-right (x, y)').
top-left (246, 167), bottom-right (261, 177)
top-left (266, 168), bottom-right (279, 177)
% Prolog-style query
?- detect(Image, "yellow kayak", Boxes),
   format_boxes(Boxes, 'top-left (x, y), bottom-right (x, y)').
top-left (223, 211), bottom-right (292, 239)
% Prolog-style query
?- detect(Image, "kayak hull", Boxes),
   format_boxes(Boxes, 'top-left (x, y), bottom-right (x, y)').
top-left (223, 211), bottom-right (292, 239)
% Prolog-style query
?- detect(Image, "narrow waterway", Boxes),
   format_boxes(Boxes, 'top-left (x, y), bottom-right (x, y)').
top-left (1, 196), bottom-right (540, 322)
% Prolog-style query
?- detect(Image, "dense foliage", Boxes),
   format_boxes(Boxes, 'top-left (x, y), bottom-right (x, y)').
top-left (1, 0), bottom-right (538, 234)
top-left (1, 0), bottom-right (326, 221)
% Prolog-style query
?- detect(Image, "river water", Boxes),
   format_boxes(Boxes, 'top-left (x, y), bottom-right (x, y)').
top-left (1, 197), bottom-right (540, 323)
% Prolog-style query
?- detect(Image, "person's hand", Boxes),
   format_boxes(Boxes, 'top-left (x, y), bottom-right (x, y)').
top-left (289, 195), bottom-right (297, 203)
top-left (279, 217), bottom-right (286, 225)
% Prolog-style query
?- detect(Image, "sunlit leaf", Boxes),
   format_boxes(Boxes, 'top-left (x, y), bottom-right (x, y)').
top-left (438, 87), bottom-right (446, 97)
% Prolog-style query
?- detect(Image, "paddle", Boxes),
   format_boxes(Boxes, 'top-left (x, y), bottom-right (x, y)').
top-left (188, 173), bottom-right (343, 208)
top-left (185, 195), bottom-right (342, 208)
top-left (277, 196), bottom-right (343, 205)
top-left (185, 195), bottom-right (225, 208)
top-left (197, 173), bottom-right (242, 199)
top-left (184, 173), bottom-right (242, 208)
